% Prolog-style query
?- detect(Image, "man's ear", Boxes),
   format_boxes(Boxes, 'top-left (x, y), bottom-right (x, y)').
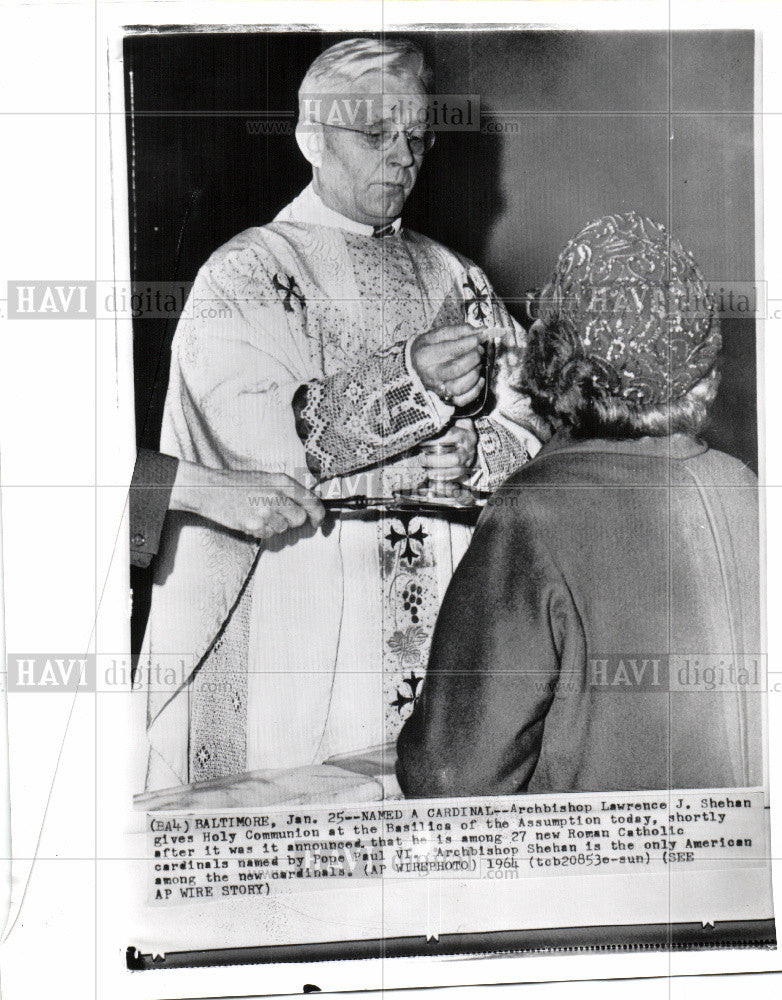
top-left (295, 121), bottom-right (324, 169)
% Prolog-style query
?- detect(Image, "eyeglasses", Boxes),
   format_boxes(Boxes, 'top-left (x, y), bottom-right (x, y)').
top-left (312, 121), bottom-right (435, 156)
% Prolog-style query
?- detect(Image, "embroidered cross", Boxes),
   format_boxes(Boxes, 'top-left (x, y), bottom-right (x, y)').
top-left (273, 273), bottom-right (306, 313)
top-left (463, 272), bottom-right (491, 325)
top-left (390, 672), bottom-right (423, 715)
top-left (391, 689), bottom-right (414, 714)
top-left (385, 516), bottom-right (428, 566)
top-left (402, 671), bottom-right (422, 698)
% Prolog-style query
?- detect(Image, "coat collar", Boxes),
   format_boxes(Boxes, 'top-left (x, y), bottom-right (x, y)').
top-left (273, 182), bottom-right (403, 237)
top-left (534, 429), bottom-right (709, 464)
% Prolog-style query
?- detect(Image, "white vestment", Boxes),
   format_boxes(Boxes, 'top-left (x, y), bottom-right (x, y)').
top-left (142, 184), bottom-right (539, 790)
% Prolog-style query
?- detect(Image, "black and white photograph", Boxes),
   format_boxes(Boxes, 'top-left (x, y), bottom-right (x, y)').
top-left (128, 27), bottom-right (763, 799)
top-left (113, 18), bottom-right (775, 967)
top-left (1, 2), bottom-right (781, 997)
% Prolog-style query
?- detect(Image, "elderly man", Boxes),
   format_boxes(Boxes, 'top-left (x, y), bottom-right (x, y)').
top-left (142, 37), bottom-right (538, 791)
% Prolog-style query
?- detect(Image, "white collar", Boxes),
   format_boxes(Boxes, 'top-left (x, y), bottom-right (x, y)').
top-left (273, 182), bottom-right (402, 236)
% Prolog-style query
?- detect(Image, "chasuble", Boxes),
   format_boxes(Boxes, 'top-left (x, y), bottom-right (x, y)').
top-left (141, 184), bottom-right (539, 791)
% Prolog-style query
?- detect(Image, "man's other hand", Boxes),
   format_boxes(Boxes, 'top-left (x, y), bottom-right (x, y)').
top-left (418, 419), bottom-right (478, 481)
top-left (169, 462), bottom-right (325, 539)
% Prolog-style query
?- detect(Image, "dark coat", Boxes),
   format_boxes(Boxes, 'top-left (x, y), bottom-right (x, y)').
top-left (129, 448), bottom-right (178, 568)
top-left (397, 432), bottom-right (763, 797)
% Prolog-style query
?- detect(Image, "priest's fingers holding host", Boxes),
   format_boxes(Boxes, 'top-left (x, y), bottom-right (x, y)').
top-left (442, 347), bottom-right (484, 381)
top-left (410, 324), bottom-right (502, 395)
top-left (448, 372), bottom-right (485, 408)
top-left (169, 463), bottom-right (325, 539)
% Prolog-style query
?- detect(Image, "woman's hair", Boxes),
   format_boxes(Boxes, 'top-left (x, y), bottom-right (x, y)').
top-left (518, 300), bottom-right (721, 439)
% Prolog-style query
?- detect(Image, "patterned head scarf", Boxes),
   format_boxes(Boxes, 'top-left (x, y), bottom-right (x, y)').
top-left (544, 211), bottom-right (721, 405)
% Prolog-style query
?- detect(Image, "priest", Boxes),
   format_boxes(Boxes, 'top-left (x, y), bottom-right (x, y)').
top-left (141, 37), bottom-right (541, 790)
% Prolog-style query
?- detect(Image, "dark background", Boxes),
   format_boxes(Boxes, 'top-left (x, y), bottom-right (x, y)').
top-left (125, 29), bottom-right (757, 647)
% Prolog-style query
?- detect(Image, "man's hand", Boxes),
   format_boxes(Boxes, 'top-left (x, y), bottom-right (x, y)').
top-left (170, 461), bottom-right (325, 540)
top-left (410, 324), bottom-right (483, 406)
top-left (410, 324), bottom-right (498, 408)
top-left (418, 419), bottom-right (478, 482)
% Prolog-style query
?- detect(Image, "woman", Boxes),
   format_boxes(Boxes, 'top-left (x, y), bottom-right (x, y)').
top-left (397, 211), bottom-right (763, 797)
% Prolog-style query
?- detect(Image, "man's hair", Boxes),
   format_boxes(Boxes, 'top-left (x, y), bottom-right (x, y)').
top-left (298, 37), bottom-right (433, 122)
top-left (517, 307), bottom-right (722, 439)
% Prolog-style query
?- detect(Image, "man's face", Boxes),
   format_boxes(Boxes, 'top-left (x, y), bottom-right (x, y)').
top-left (312, 71), bottom-right (429, 226)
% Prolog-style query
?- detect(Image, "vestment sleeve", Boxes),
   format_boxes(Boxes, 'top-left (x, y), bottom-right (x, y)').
top-left (473, 413), bottom-right (534, 489)
top-left (165, 252), bottom-right (317, 476)
top-left (463, 274), bottom-right (550, 490)
top-left (129, 448), bottom-right (179, 568)
top-left (396, 496), bottom-right (582, 797)
top-left (292, 342), bottom-right (452, 479)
